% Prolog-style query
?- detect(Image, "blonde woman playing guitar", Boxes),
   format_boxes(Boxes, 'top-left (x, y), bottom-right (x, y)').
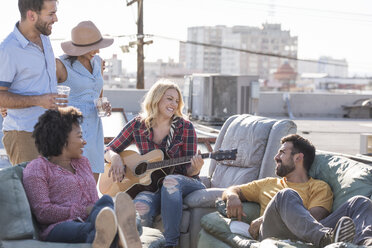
top-left (104, 80), bottom-right (205, 248)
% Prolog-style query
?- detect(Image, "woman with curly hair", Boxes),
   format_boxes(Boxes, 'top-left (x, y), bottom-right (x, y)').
top-left (104, 80), bottom-right (206, 248)
top-left (22, 107), bottom-right (141, 248)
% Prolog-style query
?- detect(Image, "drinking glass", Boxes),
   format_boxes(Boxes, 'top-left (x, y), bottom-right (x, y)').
top-left (56, 85), bottom-right (70, 105)
top-left (94, 97), bottom-right (109, 117)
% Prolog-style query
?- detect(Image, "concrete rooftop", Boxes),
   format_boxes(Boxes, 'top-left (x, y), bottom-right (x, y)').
top-left (292, 118), bottom-right (372, 156)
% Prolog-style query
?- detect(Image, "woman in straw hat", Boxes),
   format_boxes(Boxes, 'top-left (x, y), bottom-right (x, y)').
top-left (56, 20), bottom-right (113, 183)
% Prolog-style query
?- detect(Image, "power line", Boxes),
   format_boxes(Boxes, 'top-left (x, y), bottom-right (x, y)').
top-left (150, 34), bottom-right (348, 67)
top-left (51, 33), bottom-right (370, 70)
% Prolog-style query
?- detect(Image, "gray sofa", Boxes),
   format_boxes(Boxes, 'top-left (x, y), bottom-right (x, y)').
top-left (0, 162), bottom-right (165, 248)
top-left (176, 114), bottom-right (297, 248)
top-left (197, 151), bottom-right (372, 248)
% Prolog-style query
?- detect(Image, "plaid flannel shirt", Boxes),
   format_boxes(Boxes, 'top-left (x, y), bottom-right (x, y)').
top-left (106, 116), bottom-right (197, 176)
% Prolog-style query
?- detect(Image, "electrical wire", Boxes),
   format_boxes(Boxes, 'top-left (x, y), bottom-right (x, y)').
top-left (150, 34), bottom-right (348, 67)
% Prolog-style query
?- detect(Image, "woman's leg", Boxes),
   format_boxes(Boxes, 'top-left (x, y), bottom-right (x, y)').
top-left (46, 195), bottom-right (115, 243)
top-left (85, 195), bottom-right (115, 242)
top-left (161, 175), bottom-right (206, 246)
top-left (134, 190), bottom-right (161, 227)
top-left (46, 221), bottom-right (92, 243)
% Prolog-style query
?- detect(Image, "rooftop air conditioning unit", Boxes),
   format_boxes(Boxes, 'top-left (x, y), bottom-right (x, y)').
top-left (183, 74), bottom-right (259, 123)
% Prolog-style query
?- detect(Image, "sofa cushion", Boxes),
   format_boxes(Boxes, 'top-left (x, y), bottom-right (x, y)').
top-left (201, 202), bottom-right (260, 236)
top-left (258, 119), bottom-right (297, 179)
top-left (200, 211), bottom-right (259, 248)
top-left (184, 188), bottom-right (225, 208)
top-left (211, 115), bottom-right (277, 188)
top-left (198, 229), bottom-right (232, 248)
top-left (309, 152), bottom-right (372, 211)
top-left (0, 164), bottom-right (34, 240)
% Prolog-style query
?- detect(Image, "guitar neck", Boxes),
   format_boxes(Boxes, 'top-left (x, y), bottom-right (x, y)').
top-left (148, 153), bottom-right (210, 170)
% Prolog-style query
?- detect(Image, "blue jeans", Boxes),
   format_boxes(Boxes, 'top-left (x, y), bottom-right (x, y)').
top-left (46, 195), bottom-right (143, 243)
top-left (134, 174), bottom-right (206, 246)
top-left (260, 189), bottom-right (372, 246)
top-left (46, 195), bottom-right (114, 243)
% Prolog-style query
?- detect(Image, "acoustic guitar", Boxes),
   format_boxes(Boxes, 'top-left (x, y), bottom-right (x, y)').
top-left (99, 149), bottom-right (237, 198)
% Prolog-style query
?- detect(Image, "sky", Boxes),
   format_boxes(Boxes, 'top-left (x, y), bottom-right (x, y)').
top-left (1, 0), bottom-right (372, 76)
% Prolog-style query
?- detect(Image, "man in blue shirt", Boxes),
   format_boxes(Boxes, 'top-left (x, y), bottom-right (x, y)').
top-left (0, 0), bottom-right (65, 165)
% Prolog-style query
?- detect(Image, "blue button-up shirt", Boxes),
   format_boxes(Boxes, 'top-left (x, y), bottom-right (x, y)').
top-left (0, 23), bottom-right (57, 132)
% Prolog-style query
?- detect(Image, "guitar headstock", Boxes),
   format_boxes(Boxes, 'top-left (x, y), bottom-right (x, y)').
top-left (210, 149), bottom-right (237, 161)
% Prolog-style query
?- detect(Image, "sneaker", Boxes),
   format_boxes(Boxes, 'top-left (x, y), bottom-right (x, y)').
top-left (115, 192), bottom-right (142, 248)
top-left (360, 238), bottom-right (372, 246)
top-left (92, 207), bottom-right (118, 248)
top-left (332, 216), bottom-right (355, 243)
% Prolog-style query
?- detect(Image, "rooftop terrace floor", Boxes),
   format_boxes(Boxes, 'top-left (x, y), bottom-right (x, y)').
top-left (291, 118), bottom-right (372, 156)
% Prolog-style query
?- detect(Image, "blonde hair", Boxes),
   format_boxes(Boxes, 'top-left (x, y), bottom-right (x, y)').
top-left (140, 80), bottom-right (185, 130)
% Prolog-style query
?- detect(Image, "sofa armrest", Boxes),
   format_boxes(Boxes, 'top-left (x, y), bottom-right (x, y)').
top-left (200, 176), bottom-right (211, 188)
top-left (184, 188), bottom-right (225, 208)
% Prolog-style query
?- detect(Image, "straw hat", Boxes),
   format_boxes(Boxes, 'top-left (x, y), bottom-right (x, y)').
top-left (61, 21), bottom-right (114, 56)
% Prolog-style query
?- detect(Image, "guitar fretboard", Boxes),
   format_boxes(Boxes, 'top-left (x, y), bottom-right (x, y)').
top-left (147, 153), bottom-right (210, 170)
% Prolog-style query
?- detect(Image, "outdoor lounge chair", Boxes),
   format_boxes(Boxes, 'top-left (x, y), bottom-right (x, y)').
top-left (173, 114), bottom-right (297, 248)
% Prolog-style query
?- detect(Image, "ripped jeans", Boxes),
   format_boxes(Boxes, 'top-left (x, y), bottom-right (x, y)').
top-left (133, 174), bottom-right (206, 246)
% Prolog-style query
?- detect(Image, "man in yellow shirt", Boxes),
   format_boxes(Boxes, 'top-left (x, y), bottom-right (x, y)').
top-left (222, 134), bottom-right (372, 247)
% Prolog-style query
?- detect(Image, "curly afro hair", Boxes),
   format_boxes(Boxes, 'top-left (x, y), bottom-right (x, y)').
top-left (33, 106), bottom-right (83, 157)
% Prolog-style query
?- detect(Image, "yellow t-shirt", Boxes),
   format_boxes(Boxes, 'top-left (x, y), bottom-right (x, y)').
top-left (239, 177), bottom-right (333, 216)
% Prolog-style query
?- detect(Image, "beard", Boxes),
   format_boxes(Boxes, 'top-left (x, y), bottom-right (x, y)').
top-left (275, 159), bottom-right (295, 177)
top-left (35, 18), bottom-right (52, 36)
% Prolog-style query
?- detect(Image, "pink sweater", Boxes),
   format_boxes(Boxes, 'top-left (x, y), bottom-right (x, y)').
top-left (23, 156), bottom-right (99, 240)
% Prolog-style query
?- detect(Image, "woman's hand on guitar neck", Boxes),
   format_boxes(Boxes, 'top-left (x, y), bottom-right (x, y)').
top-left (107, 151), bottom-right (125, 182)
top-left (187, 150), bottom-right (204, 177)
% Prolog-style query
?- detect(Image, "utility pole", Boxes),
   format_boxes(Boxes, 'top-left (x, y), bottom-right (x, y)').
top-left (127, 0), bottom-right (150, 89)
top-left (137, 0), bottom-right (144, 89)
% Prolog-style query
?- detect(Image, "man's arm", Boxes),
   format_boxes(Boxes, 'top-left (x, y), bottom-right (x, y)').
top-left (222, 186), bottom-right (247, 221)
top-left (307, 180), bottom-right (333, 221)
top-left (0, 87), bottom-right (61, 109)
top-left (309, 206), bottom-right (329, 221)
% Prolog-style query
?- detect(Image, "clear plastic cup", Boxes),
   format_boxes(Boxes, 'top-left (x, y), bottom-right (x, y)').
top-left (56, 85), bottom-right (70, 105)
top-left (94, 97), bottom-right (108, 117)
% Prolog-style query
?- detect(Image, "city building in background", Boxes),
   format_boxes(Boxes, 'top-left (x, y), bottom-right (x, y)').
top-left (298, 56), bottom-right (348, 77)
top-left (144, 58), bottom-right (192, 89)
top-left (103, 54), bottom-right (135, 89)
top-left (102, 25), bottom-right (368, 93)
top-left (180, 23), bottom-right (298, 80)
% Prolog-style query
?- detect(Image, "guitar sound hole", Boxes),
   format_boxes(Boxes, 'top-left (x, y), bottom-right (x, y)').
top-left (135, 162), bottom-right (148, 176)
